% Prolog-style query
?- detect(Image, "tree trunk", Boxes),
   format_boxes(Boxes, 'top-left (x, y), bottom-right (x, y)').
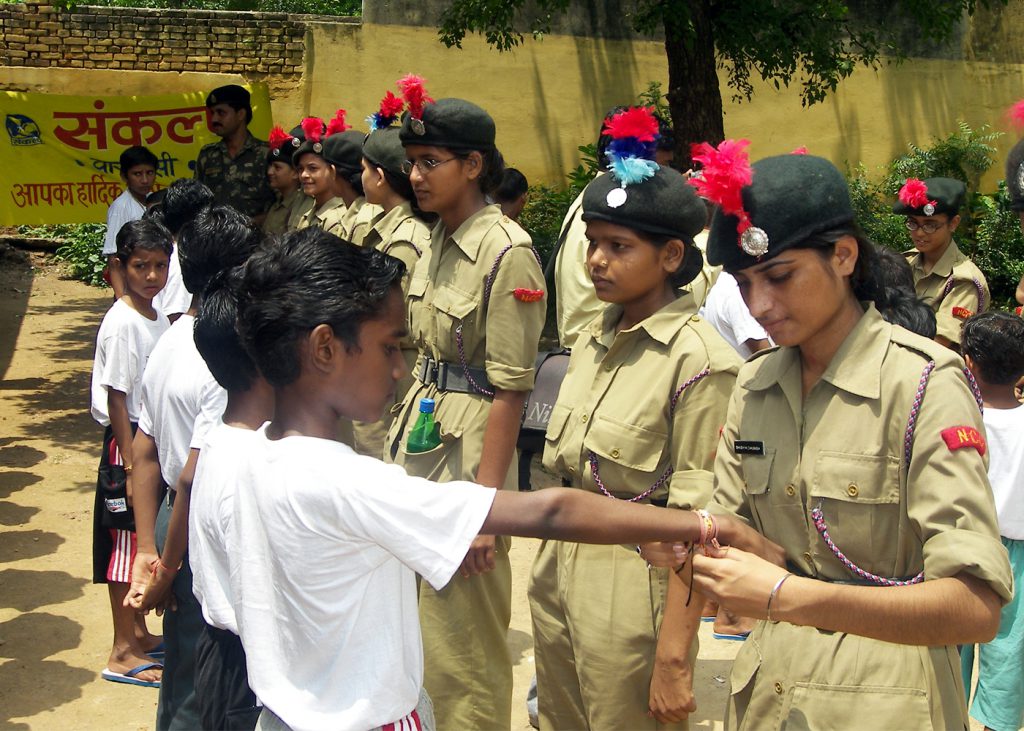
top-left (663, 0), bottom-right (724, 168)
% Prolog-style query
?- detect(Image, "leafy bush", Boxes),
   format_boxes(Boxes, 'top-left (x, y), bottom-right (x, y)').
top-left (19, 223), bottom-right (109, 287)
top-left (846, 122), bottom-right (1023, 309)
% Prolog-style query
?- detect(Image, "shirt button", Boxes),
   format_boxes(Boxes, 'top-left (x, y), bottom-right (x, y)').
top-left (803, 551), bottom-right (813, 564)
top-left (611, 449), bottom-right (621, 459)
top-left (785, 484), bottom-right (796, 497)
top-left (568, 466), bottom-right (576, 474)
top-left (581, 414), bottom-right (589, 423)
top-left (604, 363), bottom-right (613, 371)
top-left (774, 682), bottom-right (784, 695)
top-left (847, 483), bottom-right (859, 497)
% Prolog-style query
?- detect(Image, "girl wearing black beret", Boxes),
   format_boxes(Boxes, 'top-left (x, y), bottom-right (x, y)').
top-left (292, 113), bottom-right (348, 237)
top-left (529, 107), bottom-right (742, 729)
top-left (384, 76), bottom-right (547, 731)
top-left (644, 143), bottom-right (1011, 729)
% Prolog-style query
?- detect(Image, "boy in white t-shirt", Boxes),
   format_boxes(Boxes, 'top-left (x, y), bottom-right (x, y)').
top-left (232, 229), bottom-right (775, 731)
top-left (961, 311), bottom-right (1024, 731)
top-left (151, 179), bottom-right (213, 322)
top-left (126, 205), bottom-right (261, 731)
top-left (90, 218), bottom-right (172, 688)
top-left (104, 146), bottom-right (158, 299)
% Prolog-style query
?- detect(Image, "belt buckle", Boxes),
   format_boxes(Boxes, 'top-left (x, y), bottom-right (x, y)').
top-left (436, 361), bottom-right (451, 391)
top-left (419, 358), bottom-right (438, 385)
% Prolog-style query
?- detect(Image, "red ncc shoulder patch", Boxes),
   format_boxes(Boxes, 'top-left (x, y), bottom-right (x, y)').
top-left (951, 306), bottom-right (973, 320)
top-left (940, 426), bottom-right (986, 456)
top-left (513, 287), bottom-right (544, 303)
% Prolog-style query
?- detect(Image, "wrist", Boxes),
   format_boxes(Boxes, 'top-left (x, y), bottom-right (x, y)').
top-left (156, 558), bottom-right (180, 574)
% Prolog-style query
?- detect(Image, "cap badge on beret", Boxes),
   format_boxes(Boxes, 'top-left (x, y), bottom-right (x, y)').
top-left (208, 93), bottom-right (218, 105)
top-left (398, 74), bottom-right (432, 136)
top-left (601, 106), bottom-right (662, 207)
top-left (690, 139), bottom-right (766, 257)
top-left (898, 178), bottom-right (938, 216)
top-left (268, 126), bottom-right (295, 159)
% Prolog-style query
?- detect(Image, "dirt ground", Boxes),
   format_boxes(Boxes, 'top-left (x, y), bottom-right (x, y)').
top-left (0, 252), bottom-right (739, 730)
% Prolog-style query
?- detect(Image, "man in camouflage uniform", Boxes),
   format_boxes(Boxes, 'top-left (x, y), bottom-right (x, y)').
top-left (194, 85), bottom-right (275, 223)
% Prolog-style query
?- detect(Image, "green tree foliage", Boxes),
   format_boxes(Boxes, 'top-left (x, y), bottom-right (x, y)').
top-left (437, 0), bottom-right (1005, 165)
top-left (18, 223), bottom-right (110, 287)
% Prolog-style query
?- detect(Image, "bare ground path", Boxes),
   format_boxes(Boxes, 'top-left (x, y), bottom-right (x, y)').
top-left (0, 254), bottom-right (740, 731)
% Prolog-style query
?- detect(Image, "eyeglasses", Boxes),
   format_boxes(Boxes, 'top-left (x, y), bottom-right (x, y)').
top-left (400, 157), bottom-right (460, 176)
top-left (905, 218), bottom-right (945, 234)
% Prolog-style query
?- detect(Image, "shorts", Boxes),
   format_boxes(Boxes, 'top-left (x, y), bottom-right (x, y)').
top-left (195, 623), bottom-right (260, 731)
top-left (91, 423), bottom-right (137, 584)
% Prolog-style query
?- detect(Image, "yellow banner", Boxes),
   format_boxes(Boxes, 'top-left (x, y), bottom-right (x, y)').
top-left (0, 84), bottom-right (272, 226)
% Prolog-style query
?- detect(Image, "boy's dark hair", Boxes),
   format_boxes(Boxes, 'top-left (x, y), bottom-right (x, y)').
top-left (875, 245), bottom-right (915, 292)
top-left (115, 218), bottom-right (174, 264)
top-left (962, 311), bottom-right (1024, 385)
top-left (194, 266), bottom-right (259, 393)
top-left (120, 146), bottom-right (159, 175)
top-left (145, 188), bottom-right (167, 209)
top-left (178, 205), bottom-right (263, 296)
top-left (162, 179), bottom-right (214, 236)
top-left (237, 228), bottom-right (406, 388)
top-left (142, 206), bottom-right (166, 228)
top-left (877, 286), bottom-right (937, 339)
top-left (494, 168), bottom-right (528, 204)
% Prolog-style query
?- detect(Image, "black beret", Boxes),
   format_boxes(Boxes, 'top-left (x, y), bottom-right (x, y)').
top-left (321, 130), bottom-right (365, 174)
top-left (582, 167), bottom-right (706, 286)
top-left (891, 177), bottom-right (965, 217)
top-left (1006, 139), bottom-right (1024, 212)
top-left (363, 127), bottom-right (405, 178)
top-left (206, 84), bottom-right (250, 110)
top-left (707, 154), bottom-right (855, 271)
top-left (268, 123), bottom-right (306, 166)
top-left (399, 98), bottom-right (495, 152)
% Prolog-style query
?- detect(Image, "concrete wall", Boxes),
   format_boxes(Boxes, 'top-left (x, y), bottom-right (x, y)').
top-left (3, 2), bottom-right (1024, 189)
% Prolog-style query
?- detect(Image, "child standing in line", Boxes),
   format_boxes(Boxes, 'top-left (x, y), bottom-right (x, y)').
top-left (104, 146), bottom-right (159, 299)
top-left (960, 311), bottom-right (1024, 731)
top-left (263, 124), bottom-right (311, 235)
top-left (91, 218), bottom-right (173, 688)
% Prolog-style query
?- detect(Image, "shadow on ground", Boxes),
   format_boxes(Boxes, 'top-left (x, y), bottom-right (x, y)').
top-left (0, 569), bottom-right (88, 612)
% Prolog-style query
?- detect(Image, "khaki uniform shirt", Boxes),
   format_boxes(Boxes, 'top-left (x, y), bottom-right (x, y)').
top-left (387, 204), bottom-right (546, 490)
top-left (341, 197), bottom-right (383, 246)
top-left (262, 188), bottom-right (312, 235)
top-left (360, 200), bottom-right (431, 288)
top-left (194, 132), bottom-right (275, 218)
top-left (905, 240), bottom-right (989, 344)
top-left (708, 305), bottom-right (1012, 730)
top-left (295, 197), bottom-right (347, 237)
top-left (545, 297), bottom-right (740, 507)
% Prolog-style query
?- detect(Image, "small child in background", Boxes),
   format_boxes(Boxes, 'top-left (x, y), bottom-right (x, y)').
top-left (90, 218), bottom-right (173, 688)
top-left (494, 167), bottom-right (529, 221)
top-left (961, 311), bottom-right (1024, 731)
top-left (104, 146), bottom-right (159, 299)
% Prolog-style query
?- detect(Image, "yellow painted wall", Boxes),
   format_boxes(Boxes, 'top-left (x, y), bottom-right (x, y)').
top-left (5, 20), bottom-right (1024, 189)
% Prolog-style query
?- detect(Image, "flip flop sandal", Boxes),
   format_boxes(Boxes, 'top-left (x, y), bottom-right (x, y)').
top-left (146, 641), bottom-right (165, 659)
top-left (102, 662), bottom-right (162, 688)
top-left (712, 631), bottom-right (751, 641)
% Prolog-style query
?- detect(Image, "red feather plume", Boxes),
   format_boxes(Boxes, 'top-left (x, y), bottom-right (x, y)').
top-left (397, 74), bottom-right (433, 119)
top-left (688, 139), bottom-right (754, 233)
top-left (268, 125), bottom-right (292, 151)
top-left (790, 146), bottom-right (808, 155)
top-left (898, 178), bottom-right (932, 208)
top-left (325, 109), bottom-right (350, 136)
top-left (1009, 100), bottom-right (1024, 131)
top-left (301, 117), bottom-right (324, 144)
top-left (602, 106), bottom-right (659, 141)
top-left (380, 91), bottom-right (405, 119)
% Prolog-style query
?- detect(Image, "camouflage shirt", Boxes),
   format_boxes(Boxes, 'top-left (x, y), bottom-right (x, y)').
top-left (194, 132), bottom-right (275, 218)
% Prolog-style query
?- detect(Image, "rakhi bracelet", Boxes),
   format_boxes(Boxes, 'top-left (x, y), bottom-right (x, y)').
top-left (766, 573), bottom-right (793, 622)
top-left (156, 558), bottom-right (179, 574)
top-left (694, 509), bottom-right (720, 551)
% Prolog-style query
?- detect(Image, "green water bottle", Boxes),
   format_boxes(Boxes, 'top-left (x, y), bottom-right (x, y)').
top-left (406, 398), bottom-right (442, 453)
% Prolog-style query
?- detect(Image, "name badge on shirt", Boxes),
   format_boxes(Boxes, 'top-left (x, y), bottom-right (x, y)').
top-left (733, 440), bottom-right (765, 456)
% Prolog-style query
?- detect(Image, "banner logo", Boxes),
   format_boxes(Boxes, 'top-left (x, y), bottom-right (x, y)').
top-left (5, 114), bottom-right (43, 147)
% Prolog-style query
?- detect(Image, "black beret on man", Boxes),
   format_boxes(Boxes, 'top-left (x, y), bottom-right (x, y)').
top-left (205, 84), bottom-right (251, 112)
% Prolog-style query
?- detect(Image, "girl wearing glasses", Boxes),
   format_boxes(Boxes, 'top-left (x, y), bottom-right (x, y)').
top-left (645, 149), bottom-right (1010, 730)
top-left (893, 176), bottom-right (989, 348)
top-left (529, 108), bottom-right (741, 730)
top-left (385, 79), bottom-right (546, 731)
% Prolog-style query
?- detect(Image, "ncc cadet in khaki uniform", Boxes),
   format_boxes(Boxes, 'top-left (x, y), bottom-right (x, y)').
top-left (894, 177), bottom-right (990, 347)
top-left (348, 116), bottom-right (432, 457)
top-left (195, 84), bottom-right (275, 221)
top-left (319, 129), bottom-right (382, 245)
top-left (658, 151), bottom-right (1012, 730)
top-left (262, 124), bottom-right (314, 235)
top-left (293, 115), bottom-right (348, 236)
top-left (384, 87), bottom-right (546, 731)
top-left (530, 107), bottom-right (741, 730)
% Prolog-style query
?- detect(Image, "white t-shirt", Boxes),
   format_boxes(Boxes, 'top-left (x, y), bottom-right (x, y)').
top-left (982, 405), bottom-right (1024, 540)
top-left (138, 315), bottom-right (227, 487)
top-left (153, 244), bottom-right (193, 318)
top-left (233, 426), bottom-right (495, 731)
top-left (700, 272), bottom-right (771, 358)
top-left (189, 421), bottom-right (258, 633)
top-left (103, 189), bottom-right (146, 256)
top-left (90, 299), bottom-right (169, 426)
